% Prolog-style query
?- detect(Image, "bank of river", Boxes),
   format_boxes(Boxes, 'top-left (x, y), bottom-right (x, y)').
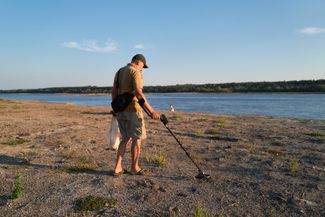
top-left (0, 99), bottom-right (324, 216)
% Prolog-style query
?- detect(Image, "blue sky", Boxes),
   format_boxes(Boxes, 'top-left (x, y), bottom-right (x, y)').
top-left (0, 0), bottom-right (325, 89)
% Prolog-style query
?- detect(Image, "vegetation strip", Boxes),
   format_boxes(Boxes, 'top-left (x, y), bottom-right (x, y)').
top-left (1, 79), bottom-right (324, 94)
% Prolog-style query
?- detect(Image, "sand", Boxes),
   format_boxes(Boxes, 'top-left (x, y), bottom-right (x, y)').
top-left (0, 99), bottom-right (324, 216)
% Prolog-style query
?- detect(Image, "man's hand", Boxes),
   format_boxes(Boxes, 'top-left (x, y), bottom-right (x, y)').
top-left (151, 110), bottom-right (160, 120)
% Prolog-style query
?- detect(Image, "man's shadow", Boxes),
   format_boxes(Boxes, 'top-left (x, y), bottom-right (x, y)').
top-left (0, 154), bottom-right (114, 176)
top-left (0, 154), bottom-right (36, 166)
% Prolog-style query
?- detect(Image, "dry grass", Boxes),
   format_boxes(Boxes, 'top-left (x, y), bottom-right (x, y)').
top-left (145, 149), bottom-right (166, 167)
top-left (266, 148), bottom-right (286, 156)
top-left (204, 128), bottom-right (219, 135)
top-left (63, 150), bottom-right (78, 160)
top-left (64, 166), bottom-right (97, 174)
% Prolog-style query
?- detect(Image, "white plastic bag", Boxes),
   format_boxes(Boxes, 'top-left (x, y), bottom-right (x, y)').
top-left (107, 116), bottom-right (120, 150)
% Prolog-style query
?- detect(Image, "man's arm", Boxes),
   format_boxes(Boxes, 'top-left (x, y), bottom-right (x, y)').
top-left (134, 87), bottom-right (160, 120)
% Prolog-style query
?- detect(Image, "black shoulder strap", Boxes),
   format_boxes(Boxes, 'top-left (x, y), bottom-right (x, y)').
top-left (115, 69), bottom-right (121, 89)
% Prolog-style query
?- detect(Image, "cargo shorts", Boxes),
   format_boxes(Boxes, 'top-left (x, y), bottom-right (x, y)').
top-left (116, 111), bottom-right (147, 140)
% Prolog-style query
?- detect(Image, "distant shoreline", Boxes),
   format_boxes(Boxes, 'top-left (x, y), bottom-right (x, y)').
top-left (1, 79), bottom-right (324, 94)
top-left (1, 92), bottom-right (325, 96)
top-left (1, 91), bottom-right (325, 95)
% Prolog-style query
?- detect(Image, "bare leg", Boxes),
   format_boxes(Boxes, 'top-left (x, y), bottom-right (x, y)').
top-left (114, 137), bottom-right (130, 173)
top-left (131, 138), bottom-right (142, 174)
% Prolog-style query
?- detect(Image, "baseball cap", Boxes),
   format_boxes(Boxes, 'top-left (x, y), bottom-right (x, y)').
top-left (132, 54), bottom-right (148, 68)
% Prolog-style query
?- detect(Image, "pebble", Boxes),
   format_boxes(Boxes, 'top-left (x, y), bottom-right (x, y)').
top-left (0, 197), bottom-right (8, 206)
top-left (158, 187), bottom-right (166, 192)
top-left (176, 192), bottom-right (187, 197)
top-left (145, 193), bottom-right (156, 204)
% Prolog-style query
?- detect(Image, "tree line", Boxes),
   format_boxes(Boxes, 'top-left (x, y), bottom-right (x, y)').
top-left (1, 79), bottom-right (324, 94)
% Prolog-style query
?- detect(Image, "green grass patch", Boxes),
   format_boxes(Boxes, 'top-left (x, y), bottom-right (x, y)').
top-left (6, 137), bottom-right (29, 146)
top-left (168, 211), bottom-right (178, 217)
top-left (11, 174), bottom-right (23, 200)
top-left (194, 203), bottom-right (218, 217)
top-left (86, 122), bottom-right (97, 127)
top-left (195, 128), bottom-right (205, 137)
top-left (145, 149), bottom-right (166, 167)
top-left (75, 195), bottom-right (117, 211)
top-left (288, 158), bottom-right (299, 174)
top-left (305, 131), bottom-right (325, 139)
top-left (79, 157), bottom-right (92, 164)
top-left (212, 119), bottom-right (225, 125)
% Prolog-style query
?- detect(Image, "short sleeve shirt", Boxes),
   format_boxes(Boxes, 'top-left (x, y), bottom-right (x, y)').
top-left (114, 64), bottom-right (143, 112)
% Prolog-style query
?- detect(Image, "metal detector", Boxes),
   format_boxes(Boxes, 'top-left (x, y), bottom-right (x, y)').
top-left (138, 99), bottom-right (210, 180)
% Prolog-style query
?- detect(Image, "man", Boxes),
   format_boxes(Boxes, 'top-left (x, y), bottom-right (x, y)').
top-left (112, 54), bottom-right (160, 176)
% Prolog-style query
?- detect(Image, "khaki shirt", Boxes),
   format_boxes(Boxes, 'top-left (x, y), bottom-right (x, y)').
top-left (114, 64), bottom-right (143, 112)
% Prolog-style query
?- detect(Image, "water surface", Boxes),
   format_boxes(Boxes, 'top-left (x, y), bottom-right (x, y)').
top-left (0, 93), bottom-right (324, 120)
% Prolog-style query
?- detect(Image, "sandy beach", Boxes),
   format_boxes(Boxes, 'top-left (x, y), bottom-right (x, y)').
top-left (0, 99), bottom-right (324, 216)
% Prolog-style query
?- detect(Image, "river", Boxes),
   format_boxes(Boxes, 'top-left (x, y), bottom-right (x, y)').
top-left (0, 93), bottom-right (324, 120)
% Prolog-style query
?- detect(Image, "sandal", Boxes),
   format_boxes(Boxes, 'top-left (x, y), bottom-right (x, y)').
top-left (113, 169), bottom-right (128, 176)
top-left (134, 169), bottom-right (147, 176)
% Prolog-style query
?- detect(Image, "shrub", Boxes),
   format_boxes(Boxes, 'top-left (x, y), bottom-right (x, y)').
top-left (196, 128), bottom-right (205, 136)
top-left (305, 131), bottom-right (325, 138)
top-left (79, 157), bottom-right (92, 164)
top-left (11, 175), bottom-right (23, 200)
top-left (7, 137), bottom-right (29, 146)
top-left (288, 158), bottom-right (299, 174)
top-left (212, 119), bottom-right (225, 125)
top-left (75, 195), bottom-right (117, 211)
top-left (145, 149), bottom-right (166, 167)
top-left (194, 203), bottom-right (211, 217)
